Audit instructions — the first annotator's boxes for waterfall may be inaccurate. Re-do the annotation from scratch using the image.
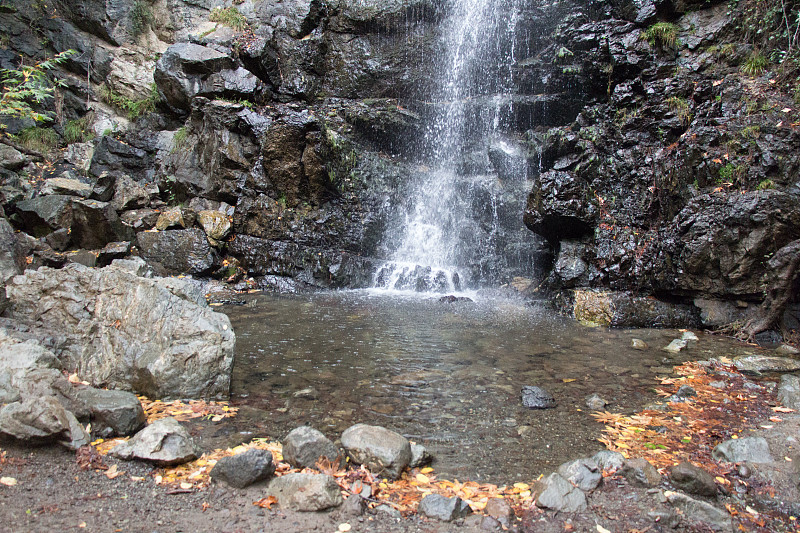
[373,0,532,293]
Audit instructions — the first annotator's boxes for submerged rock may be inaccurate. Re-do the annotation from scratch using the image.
[111,417,199,466]
[341,423,411,480]
[521,386,556,409]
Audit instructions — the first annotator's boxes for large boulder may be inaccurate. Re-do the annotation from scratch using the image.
[5,261,235,399]
[340,423,411,480]
[0,396,90,450]
[110,417,199,466]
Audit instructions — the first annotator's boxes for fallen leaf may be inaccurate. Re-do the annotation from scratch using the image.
[0,477,17,486]
[253,496,278,509]
[773,407,795,413]
[416,473,430,484]
[180,482,193,490]
[68,373,81,384]
[596,524,612,533]
[562,378,576,383]
[105,464,124,479]
[420,467,434,474]
[79,522,86,528]
[338,524,352,532]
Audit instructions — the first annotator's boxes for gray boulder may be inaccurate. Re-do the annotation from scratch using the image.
[267,473,343,511]
[5,263,234,399]
[712,437,774,464]
[40,177,93,198]
[668,461,717,497]
[557,458,602,491]
[0,218,20,283]
[666,491,731,530]
[621,458,661,487]
[592,450,626,472]
[418,494,472,521]
[75,388,146,437]
[0,396,90,450]
[282,426,340,469]
[137,228,220,275]
[734,355,800,375]
[534,473,587,512]
[778,374,800,409]
[210,448,275,488]
[110,417,199,466]
[341,423,411,480]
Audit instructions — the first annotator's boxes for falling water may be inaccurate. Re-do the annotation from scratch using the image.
[373,0,533,293]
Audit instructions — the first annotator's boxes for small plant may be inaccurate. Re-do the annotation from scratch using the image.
[554,46,574,64]
[757,178,775,190]
[217,97,254,109]
[129,0,154,37]
[740,125,761,140]
[63,114,93,143]
[643,22,679,49]
[740,51,768,76]
[666,96,691,125]
[13,126,58,152]
[101,83,158,120]
[170,126,189,153]
[209,6,249,31]
[718,162,736,182]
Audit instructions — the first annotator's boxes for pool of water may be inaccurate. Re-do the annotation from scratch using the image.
[222,290,763,483]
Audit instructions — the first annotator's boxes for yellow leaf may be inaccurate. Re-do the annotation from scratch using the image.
[180,482,193,490]
[420,467,434,474]
[0,477,17,486]
[416,473,430,484]
[562,378,576,383]
[513,482,530,490]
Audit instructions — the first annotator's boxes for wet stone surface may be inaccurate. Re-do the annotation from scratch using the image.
[222,290,775,483]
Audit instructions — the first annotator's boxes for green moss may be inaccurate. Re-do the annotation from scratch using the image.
[209,6,249,31]
[643,22,679,48]
[170,126,189,153]
[756,178,775,190]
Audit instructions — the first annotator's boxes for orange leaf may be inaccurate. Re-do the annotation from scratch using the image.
[253,496,278,509]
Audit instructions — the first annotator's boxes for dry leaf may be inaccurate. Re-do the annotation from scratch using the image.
[416,473,430,484]
[253,496,278,509]
[338,524,352,532]
[105,464,124,479]
[0,477,17,486]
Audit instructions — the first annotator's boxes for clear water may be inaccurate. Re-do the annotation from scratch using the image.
[224,291,764,483]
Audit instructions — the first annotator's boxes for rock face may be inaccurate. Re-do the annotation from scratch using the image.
[210,448,275,488]
[282,426,340,469]
[111,417,199,466]
[266,473,343,512]
[5,262,235,399]
[340,423,411,480]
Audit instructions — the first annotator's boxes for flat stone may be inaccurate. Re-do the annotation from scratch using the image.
[621,458,661,487]
[557,458,602,491]
[534,473,587,512]
[40,177,93,198]
[418,494,472,521]
[668,461,717,497]
[778,374,800,409]
[266,473,343,511]
[74,387,146,437]
[776,344,800,356]
[734,355,800,374]
[712,437,774,464]
[0,396,90,450]
[210,448,275,488]
[666,491,731,530]
[341,423,411,480]
[110,417,199,466]
[282,426,340,469]
[521,385,556,409]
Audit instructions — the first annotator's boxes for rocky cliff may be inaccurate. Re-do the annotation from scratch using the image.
[1,0,798,337]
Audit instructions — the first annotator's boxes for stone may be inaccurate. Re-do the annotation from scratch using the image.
[585,393,608,410]
[665,491,731,530]
[631,338,648,350]
[0,218,20,283]
[120,208,159,230]
[734,355,800,374]
[418,494,472,521]
[521,385,556,409]
[337,494,367,517]
[778,374,800,409]
[95,241,131,267]
[137,228,220,275]
[534,473,587,512]
[410,443,432,468]
[197,210,232,241]
[110,417,199,466]
[663,339,687,353]
[621,458,661,487]
[74,388,146,437]
[484,498,514,527]
[777,344,800,355]
[681,331,699,341]
[5,263,234,399]
[340,423,411,480]
[111,175,154,211]
[592,450,626,472]
[266,473,343,511]
[0,144,26,170]
[155,207,196,231]
[210,448,275,488]
[712,437,774,464]
[557,458,602,491]
[282,426,340,469]
[668,461,717,497]
[0,396,90,450]
[40,177,93,198]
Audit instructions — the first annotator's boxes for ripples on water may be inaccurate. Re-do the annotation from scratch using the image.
[224,290,761,482]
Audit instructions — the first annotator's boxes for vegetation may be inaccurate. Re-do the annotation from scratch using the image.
[170,126,189,153]
[642,22,679,49]
[13,125,58,152]
[757,178,776,189]
[101,83,159,120]
[0,50,74,129]
[666,96,691,125]
[740,51,769,76]
[63,114,93,144]
[129,1,154,37]
[209,6,249,31]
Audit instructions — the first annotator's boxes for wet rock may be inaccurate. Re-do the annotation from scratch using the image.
[418,494,472,521]
[585,393,608,410]
[521,385,556,409]
[524,170,596,243]
[0,396,90,450]
[778,374,800,409]
[754,330,783,349]
[668,461,717,497]
[341,423,411,480]
[410,443,432,468]
[663,339,687,353]
[572,290,699,328]
[111,175,155,211]
[74,388,146,438]
[631,338,648,350]
[110,417,199,466]
[712,437,774,464]
[5,263,234,399]
[210,448,275,488]
[665,491,731,530]
[534,473,587,512]
[592,450,625,472]
[621,457,661,487]
[553,240,590,287]
[733,355,800,375]
[120,208,159,230]
[557,458,602,491]
[266,472,343,511]
[197,210,232,241]
[282,426,340,469]
[154,43,236,112]
[137,228,220,275]
[438,295,473,303]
